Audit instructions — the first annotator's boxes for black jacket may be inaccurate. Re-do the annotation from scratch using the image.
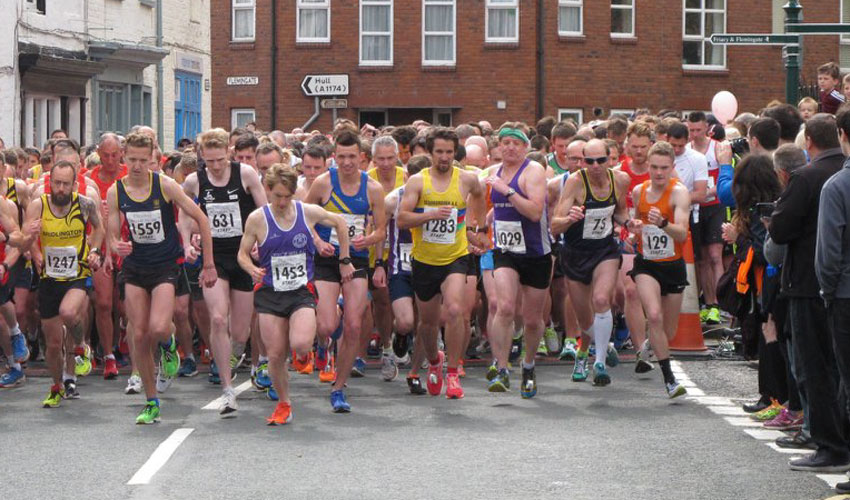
[769,148,846,298]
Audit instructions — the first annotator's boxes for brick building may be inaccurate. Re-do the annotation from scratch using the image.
[212,0,844,133]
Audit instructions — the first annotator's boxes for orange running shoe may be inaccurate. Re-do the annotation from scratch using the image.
[293,352,314,375]
[426,351,444,396]
[457,359,466,378]
[103,357,119,380]
[318,354,336,383]
[266,402,293,425]
[446,372,464,399]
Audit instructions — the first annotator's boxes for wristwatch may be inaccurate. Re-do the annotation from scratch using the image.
[339,257,352,265]
[505,188,516,198]
[374,259,385,268]
[90,247,101,256]
[659,218,669,228]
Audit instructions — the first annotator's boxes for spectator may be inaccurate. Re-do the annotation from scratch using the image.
[817,62,845,114]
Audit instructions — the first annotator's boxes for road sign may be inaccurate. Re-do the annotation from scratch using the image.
[301,74,349,96]
[710,34,798,45]
[321,98,348,109]
[785,23,850,34]
[226,76,258,86]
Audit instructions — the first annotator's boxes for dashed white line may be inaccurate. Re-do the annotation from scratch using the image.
[127,428,194,485]
[202,380,253,410]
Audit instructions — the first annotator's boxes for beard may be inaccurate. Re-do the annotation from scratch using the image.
[51,192,71,207]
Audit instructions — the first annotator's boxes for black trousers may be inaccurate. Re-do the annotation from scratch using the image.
[827,299,850,447]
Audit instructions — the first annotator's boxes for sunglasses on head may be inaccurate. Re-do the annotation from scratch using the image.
[583,156,608,165]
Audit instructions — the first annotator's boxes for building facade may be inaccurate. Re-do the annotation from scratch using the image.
[0,0,212,150]
[211,0,843,133]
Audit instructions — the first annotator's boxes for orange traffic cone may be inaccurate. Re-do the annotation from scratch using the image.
[670,233,710,356]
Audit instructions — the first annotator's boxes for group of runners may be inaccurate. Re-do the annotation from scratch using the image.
[0,112,731,425]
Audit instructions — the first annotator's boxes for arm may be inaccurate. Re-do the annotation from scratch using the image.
[612,171,631,226]
[79,195,104,270]
[488,162,546,222]
[816,182,845,300]
[691,179,708,205]
[304,203,355,281]
[236,209,265,283]
[372,190,398,262]
[0,199,23,249]
[15,180,31,211]
[242,164,269,207]
[182,172,199,199]
[397,175,441,230]
[663,185,691,243]
[715,141,735,207]
[21,197,43,271]
[161,176,217,286]
[358,179,386,249]
[769,174,808,244]
[550,175,584,236]
[303,173,330,206]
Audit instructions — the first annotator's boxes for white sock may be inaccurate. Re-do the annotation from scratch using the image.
[593,310,613,363]
[258,355,269,364]
[383,346,392,356]
[10,324,21,337]
[10,361,21,371]
[105,353,116,360]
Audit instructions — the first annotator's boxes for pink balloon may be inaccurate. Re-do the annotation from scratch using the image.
[711,91,738,125]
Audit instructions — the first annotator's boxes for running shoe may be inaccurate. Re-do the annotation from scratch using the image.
[178,357,198,378]
[457,359,466,378]
[74,344,92,377]
[267,402,293,426]
[159,336,180,379]
[592,361,610,386]
[11,333,29,364]
[699,308,710,323]
[136,401,160,424]
[572,355,588,382]
[228,353,243,380]
[63,379,80,399]
[330,389,351,413]
[508,333,523,364]
[315,342,329,372]
[381,354,398,382]
[208,360,221,385]
[220,387,238,417]
[0,367,25,387]
[635,340,654,374]
[351,357,367,378]
[486,361,499,381]
[544,327,560,355]
[427,351,445,396]
[42,386,64,408]
[156,365,174,393]
[605,342,619,368]
[254,362,272,389]
[559,338,578,361]
[706,306,721,325]
[103,357,119,380]
[392,333,410,360]
[318,353,336,384]
[367,333,381,359]
[751,399,783,421]
[536,337,548,357]
[763,408,803,431]
[445,372,464,399]
[487,369,510,392]
[520,367,537,399]
[266,386,279,401]
[666,381,687,399]
[292,351,314,374]
[407,375,426,395]
[125,373,142,395]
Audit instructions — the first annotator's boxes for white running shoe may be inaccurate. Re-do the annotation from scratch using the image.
[124,374,142,395]
[155,365,174,393]
[381,354,399,382]
[220,387,238,417]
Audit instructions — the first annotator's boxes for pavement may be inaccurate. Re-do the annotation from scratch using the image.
[0,356,842,500]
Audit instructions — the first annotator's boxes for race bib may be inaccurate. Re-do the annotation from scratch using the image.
[45,246,78,279]
[126,210,165,244]
[422,207,458,245]
[206,202,243,238]
[330,213,366,247]
[271,253,308,291]
[582,206,614,239]
[641,225,675,260]
[398,242,412,272]
[495,220,526,254]
[705,175,716,203]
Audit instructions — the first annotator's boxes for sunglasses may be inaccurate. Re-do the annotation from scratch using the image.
[583,156,608,165]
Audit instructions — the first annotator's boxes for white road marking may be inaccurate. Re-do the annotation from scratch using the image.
[708,405,748,416]
[816,474,849,489]
[202,380,253,410]
[766,442,814,455]
[723,416,763,428]
[743,428,787,441]
[687,396,733,406]
[127,428,194,485]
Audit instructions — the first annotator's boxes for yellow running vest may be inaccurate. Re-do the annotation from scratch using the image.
[411,167,468,266]
[40,193,90,280]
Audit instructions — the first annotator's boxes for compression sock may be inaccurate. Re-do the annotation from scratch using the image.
[658,358,675,385]
[592,310,613,361]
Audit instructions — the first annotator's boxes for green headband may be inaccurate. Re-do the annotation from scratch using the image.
[498,128,529,144]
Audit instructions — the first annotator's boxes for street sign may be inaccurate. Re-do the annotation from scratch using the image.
[710,34,798,45]
[301,74,349,96]
[785,23,850,35]
[226,76,258,86]
[321,98,348,109]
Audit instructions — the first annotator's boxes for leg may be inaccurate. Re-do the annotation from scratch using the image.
[705,242,725,305]
[203,278,234,388]
[124,285,153,398]
[42,317,65,386]
[174,294,193,357]
[259,313,291,404]
[521,285,550,366]
[590,259,620,354]
[440,272,469,369]
[92,267,115,362]
[620,254,646,348]
[314,280,341,343]
[333,277,369,391]
[491,267,520,370]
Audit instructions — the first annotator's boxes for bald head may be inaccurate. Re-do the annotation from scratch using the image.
[465,135,488,153]
[98,133,123,170]
[464,144,488,169]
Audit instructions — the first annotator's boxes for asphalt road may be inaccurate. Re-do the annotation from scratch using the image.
[0,359,840,500]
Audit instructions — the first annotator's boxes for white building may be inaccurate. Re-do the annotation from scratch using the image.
[0,0,211,151]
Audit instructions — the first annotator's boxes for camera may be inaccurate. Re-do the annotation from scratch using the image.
[730,137,749,157]
[754,202,776,218]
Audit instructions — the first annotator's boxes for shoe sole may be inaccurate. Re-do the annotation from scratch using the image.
[668,386,687,399]
[789,463,850,473]
[267,415,293,426]
[178,371,199,378]
[764,424,803,431]
[488,382,507,393]
[333,406,351,413]
[446,393,464,399]
[572,375,587,382]
[382,372,399,382]
[635,360,654,374]
[521,387,537,399]
[220,408,238,418]
[136,418,160,425]
[593,373,611,386]
[351,371,365,378]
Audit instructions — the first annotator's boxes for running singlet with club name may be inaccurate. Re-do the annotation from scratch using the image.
[197,162,256,255]
[563,169,617,251]
[411,167,468,266]
[368,166,405,266]
[635,179,683,262]
[116,172,182,267]
[491,159,551,257]
[389,186,413,276]
[257,202,316,292]
[39,193,90,280]
[316,167,370,259]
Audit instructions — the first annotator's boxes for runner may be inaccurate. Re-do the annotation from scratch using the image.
[626,142,691,398]
[20,161,102,405]
[304,129,386,412]
[546,122,578,178]
[237,163,353,424]
[551,139,630,386]
[484,123,551,398]
[397,127,487,399]
[183,129,267,416]
[295,146,329,201]
[0,193,28,388]
[107,133,216,424]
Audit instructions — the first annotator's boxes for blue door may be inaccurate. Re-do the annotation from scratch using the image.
[174,71,202,148]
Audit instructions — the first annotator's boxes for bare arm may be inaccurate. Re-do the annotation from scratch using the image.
[612,171,631,226]
[463,169,488,229]
[182,172,199,199]
[237,208,265,282]
[242,164,268,207]
[303,173,331,206]
[665,185,691,243]
[489,162,546,223]
[0,199,23,249]
[161,176,214,270]
[79,195,105,251]
[397,174,438,230]
[361,179,386,248]
[550,175,583,236]
[690,179,708,205]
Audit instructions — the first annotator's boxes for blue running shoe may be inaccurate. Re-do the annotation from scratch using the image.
[266,386,279,401]
[605,343,620,368]
[592,361,611,386]
[178,357,198,377]
[351,357,366,378]
[520,367,537,399]
[0,367,25,387]
[255,362,272,389]
[208,360,221,385]
[330,389,351,413]
[11,334,29,364]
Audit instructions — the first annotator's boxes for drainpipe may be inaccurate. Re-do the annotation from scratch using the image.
[301,97,320,130]
[535,0,545,120]
[270,0,277,130]
[156,0,163,149]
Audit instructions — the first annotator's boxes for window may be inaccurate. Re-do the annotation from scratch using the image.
[423,0,456,65]
[611,0,634,37]
[486,0,518,43]
[841,0,850,71]
[558,0,582,36]
[433,109,453,126]
[359,109,388,128]
[558,108,583,125]
[232,0,255,41]
[610,109,635,118]
[231,109,256,130]
[25,0,46,14]
[298,0,331,43]
[97,82,152,136]
[683,0,726,69]
[360,0,393,65]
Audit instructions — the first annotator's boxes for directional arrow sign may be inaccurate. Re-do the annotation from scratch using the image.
[301,74,349,97]
[785,23,850,35]
[710,34,799,45]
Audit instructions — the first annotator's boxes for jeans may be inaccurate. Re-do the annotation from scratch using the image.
[789,297,847,456]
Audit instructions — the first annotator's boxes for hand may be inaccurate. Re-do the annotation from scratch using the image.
[184,245,199,264]
[191,233,201,249]
[626,218,643,234]
[430,206,454,221]
[103,254,114,274]
[339,263,355,283]
[716,141,733,164]
[200,265,218,288]
[646,207,664,226]
[115,240,133,258]
[87,252,102,272]
[566,205,585,224]
[485,175,509,195]
[469,231,489,250]
[721,222,738,244]
[351,235,368,251]
[468,242,487,256]
[317,239,335,257]
[249,265,265,284]
[372,265,386,288]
